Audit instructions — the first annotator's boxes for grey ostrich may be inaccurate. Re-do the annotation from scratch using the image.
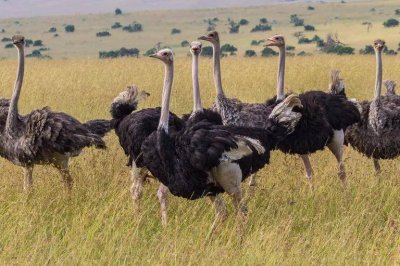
[0,35,109,191]
[198,31,301,187]
[345,40,400,175]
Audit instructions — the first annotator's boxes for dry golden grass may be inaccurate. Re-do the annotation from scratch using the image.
[0,54,400,264]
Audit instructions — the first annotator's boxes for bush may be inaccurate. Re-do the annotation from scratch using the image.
[229,22,240,34]
[0,29,4,33]
[286,45,295,51]
[171,28,181,34]
[298,37,312,44]
[325,45,354,55]
[33,40,43,46]
[260,18,268,24]
[181,40,189,47]
[1,37,11,42]
[65,24,75,32]
[4,43,13,48]
[49,27,56,33]
[383,18,399,27]
[201,46,213,57]
[221,44,237,55]
[304,25,315,31]
[96,31,111,37]
[24,39,33,47]
[308,6,315,10]
[244,50,256,57]
[359,45,374,54]
[144,47,157,56]
[294,19,304,26]
[111,22,122,29]
[26,50,52,59]
[122,23,143,32]
[115,8,122,15]
[251,24,272,32]
[384,48,397,55]
[311,35,322,42]
[396,9,400,15]
[261,47,278,57]
[54,34,59,37]
[290,14,304,26]
[251,40,264,46]
[239,19,249,25]
[99,47,140,59]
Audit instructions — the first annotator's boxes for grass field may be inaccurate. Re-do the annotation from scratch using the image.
[1,0,400,59]
[0,53,400,264]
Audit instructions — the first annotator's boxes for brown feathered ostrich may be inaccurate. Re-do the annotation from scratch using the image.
[0,35,110,191]
[345,40,400,175]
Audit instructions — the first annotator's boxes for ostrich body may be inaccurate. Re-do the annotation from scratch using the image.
[264,34,361,187]
[345,40,400,174]
[0,36,110,191]
[198,32,301,186]
[142,48,302,230]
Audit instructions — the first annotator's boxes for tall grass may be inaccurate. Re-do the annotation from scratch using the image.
[0,55,399,264]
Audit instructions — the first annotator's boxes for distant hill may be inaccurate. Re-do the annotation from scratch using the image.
[0,0,336,19]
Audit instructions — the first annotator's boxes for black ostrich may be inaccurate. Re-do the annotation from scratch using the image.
[345,40,400,174]
[0,35,110,191]
[264,34,361,188]
[198,31,301,187]
[141,48,303,230]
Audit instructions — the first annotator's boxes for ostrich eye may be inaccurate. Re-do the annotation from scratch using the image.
[209,34,214,37]
[162,52,168,56]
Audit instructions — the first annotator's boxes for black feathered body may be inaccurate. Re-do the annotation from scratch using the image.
[345,96,400,160]
[0,107,106,166]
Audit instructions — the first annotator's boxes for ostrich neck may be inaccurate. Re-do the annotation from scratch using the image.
[158,61,174,134]
[276,46,286,101]
[5,46,24,135]
[192,53,203,113]
[374,50,382,100]
[212,42,224,97]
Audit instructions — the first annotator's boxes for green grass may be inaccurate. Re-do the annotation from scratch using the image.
[0,0,400,59]
[0,54,400,264]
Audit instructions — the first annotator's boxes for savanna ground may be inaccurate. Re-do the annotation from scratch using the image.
[0,54,400,264]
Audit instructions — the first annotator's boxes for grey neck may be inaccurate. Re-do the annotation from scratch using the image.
[212,42,224,97]
[5,45,24,135]
[192,53,203,113]
[276,46,286,102]
[158,61,174,134]
[374,49,382,100]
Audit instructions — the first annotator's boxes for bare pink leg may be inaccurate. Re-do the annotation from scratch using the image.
[157,183,169,226]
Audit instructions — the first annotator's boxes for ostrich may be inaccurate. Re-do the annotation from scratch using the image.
[0,35,110,191]
[142,48,303,230]
[198,32,301,187]
[345,40,400,175]
[264,34,361,187]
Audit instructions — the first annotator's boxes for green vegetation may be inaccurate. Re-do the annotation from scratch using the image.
[144,47,157,56]
[111,22,122,29]
[304,25,315,31]
[286,45,295,51]
[221,43,237,55]
[383,18,399,27]
[308,6,315,10]
[201,46,213,57]
[181,40,189,47]
[261,47,278,57]
[65,24,75,32]
[115,8,122,15]
[96,31,111,37]
[171,28,181,34]
[244,49,256,57]
[49,27,57,33]
[239,19,249,25]
[122,22,143,32]
[99,47,140,58]
[4,43,13,48]
[251,24,272,32]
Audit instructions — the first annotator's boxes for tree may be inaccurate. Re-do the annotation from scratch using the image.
[251,24,272,32]
[33,40,43,46]
[290,14,304,26]
[144,47,157,56]
[4,43,13,48]
[362,21,373,32]
[229,21,240,33]
[383,18,399,27]
[181,40,189,47]
[115,8,122,15]
[171,28,181,34]
[308,6,315,10]
[111,22,122,29]
[99,47,140,59]
[201,46,213,57]
[65,24,75,32]
[260,18,268,24]
[96,31,111,37]
[239,19,249,25]
[122,22,143,32]
[261,47,278,57]
[244,50,256,57]
[221,44,237,55]
[304,25,315,31]
[1,37,11,42]
[298,37,312,44]
[49,27,57,33]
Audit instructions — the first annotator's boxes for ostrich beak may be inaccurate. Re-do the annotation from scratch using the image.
[198,35,208,41]
[149,53,158,58]
[264,38,275,47]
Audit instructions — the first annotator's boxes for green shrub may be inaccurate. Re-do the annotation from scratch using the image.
[359,45,374,54]
[308,6,315,10]
[115,8,122,15]
[304,25,315,31]
[325,45,354,55]
[122,23,143,32]
[229,22,240,34]
[111,22,122,29]
[383,18,399,27]
[261,47,278,57]
[171,28,181,34]
[297,51,311,56]
[251,24,272,32]
[65,24,75,32]
[221,44,237,55]
[298,37,312,44]
[96,31,111,37]
[99,47,140,59]
[144,48,157,56]
[396,9,400,15]
[49,27,56,33]
[33,40,43,46]
[181,40,189,47]
[290,14,304,26]
[1,37,11,42]
[4,43,13,48]
[286,45,295,51]
[201,46,213,57]
[260,18,268,24]
[244,50,256,57]
[239,19,249,25]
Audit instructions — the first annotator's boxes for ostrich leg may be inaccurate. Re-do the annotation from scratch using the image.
[373,159,381,175]
[207,194,228,238]
[130,161,147,211]
[54,155,73,190]
[300,154,314,190]
[327,130,347,189]
[23,165,33,191]
[157,183,169,226]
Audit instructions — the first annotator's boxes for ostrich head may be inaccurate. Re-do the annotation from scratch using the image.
[373,39,385,52]
[328,69,345,95]
[190,41,202,56]
[265,34,285,48]
[12,35,25,48]
[198,31,219,45]
[149,48,174,64]
[384,80,396,96]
